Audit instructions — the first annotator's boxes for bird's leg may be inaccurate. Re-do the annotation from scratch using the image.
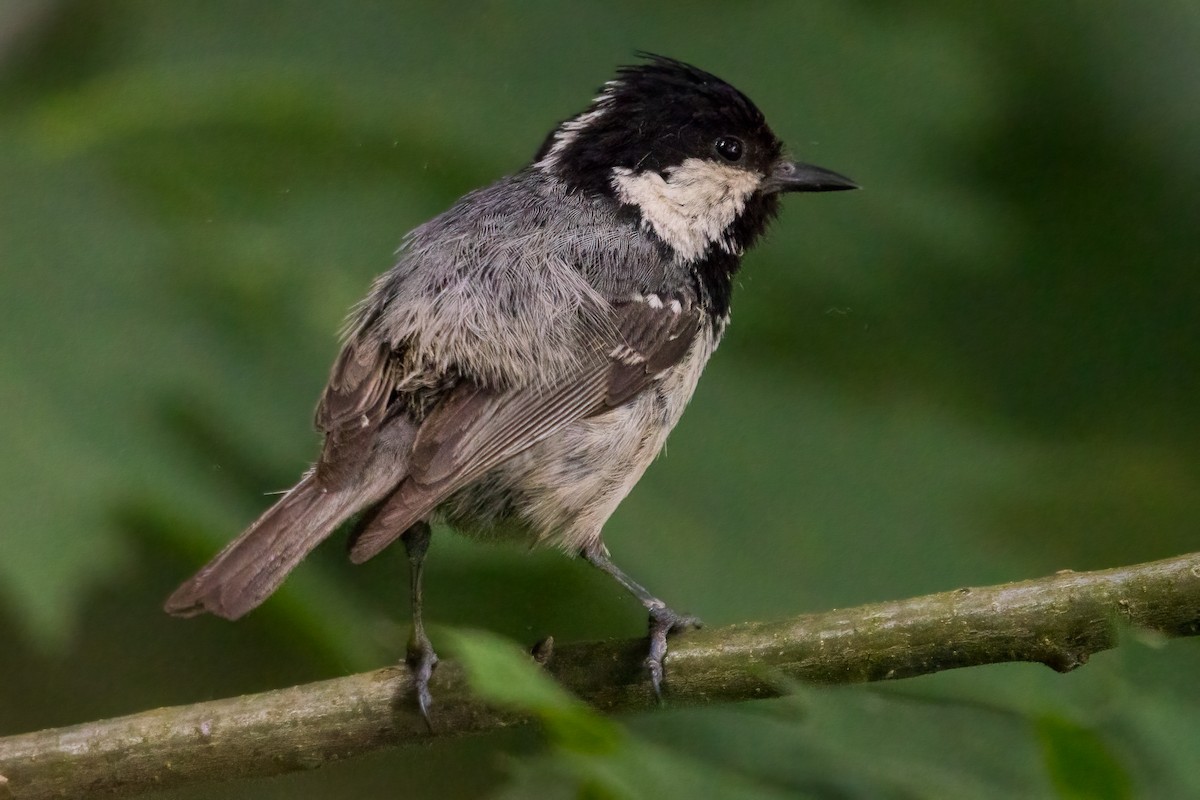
[583,543,702,701]
[402,521,438,727]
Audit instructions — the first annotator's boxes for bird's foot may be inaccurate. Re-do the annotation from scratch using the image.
[406,631,439,729]
[645,604,702,702]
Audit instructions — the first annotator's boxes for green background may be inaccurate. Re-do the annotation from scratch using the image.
[2,1,1198,797]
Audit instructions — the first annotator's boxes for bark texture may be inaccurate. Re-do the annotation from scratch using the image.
[2,552,1199,799]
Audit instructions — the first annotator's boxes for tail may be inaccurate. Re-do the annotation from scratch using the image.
[164,474,336,619]
[165,419,417,619]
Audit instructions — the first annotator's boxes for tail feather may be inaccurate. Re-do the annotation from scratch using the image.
[165,419,418,620]
[164,475,342,619]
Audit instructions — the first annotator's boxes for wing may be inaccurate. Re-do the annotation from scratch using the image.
[311,329,400,490]
[348,296,704,562]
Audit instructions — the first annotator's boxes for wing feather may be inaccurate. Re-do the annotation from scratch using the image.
[312,335,397,489]
[348,299,703,562]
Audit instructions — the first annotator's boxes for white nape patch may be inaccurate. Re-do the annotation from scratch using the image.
[645,293,663,309]
[535,80,621,172]
[611,158,763,261]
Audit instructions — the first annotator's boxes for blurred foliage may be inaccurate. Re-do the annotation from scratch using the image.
[1035,715,1133,800]
[1,1,1199,798]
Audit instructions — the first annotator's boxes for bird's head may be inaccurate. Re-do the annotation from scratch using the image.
[534,55,857,262]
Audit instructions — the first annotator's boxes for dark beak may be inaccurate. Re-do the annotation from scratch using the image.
[764,160,859,194]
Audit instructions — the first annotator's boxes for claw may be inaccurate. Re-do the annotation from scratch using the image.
[407,632,439,730]
[580,544,701,702]
[645,605,702,701]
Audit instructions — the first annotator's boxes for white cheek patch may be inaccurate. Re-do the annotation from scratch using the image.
[611,158,762,261]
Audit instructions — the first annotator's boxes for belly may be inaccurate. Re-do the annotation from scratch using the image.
[437,327,716,551]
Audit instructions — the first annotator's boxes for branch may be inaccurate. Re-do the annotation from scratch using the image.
[3,552,1199,799]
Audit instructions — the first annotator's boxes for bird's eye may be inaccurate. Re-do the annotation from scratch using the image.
[714,136,744,163]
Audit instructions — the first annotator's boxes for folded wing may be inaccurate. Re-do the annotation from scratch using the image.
[348,297,702,563]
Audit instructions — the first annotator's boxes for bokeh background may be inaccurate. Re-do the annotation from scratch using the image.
[2,1,1199,797]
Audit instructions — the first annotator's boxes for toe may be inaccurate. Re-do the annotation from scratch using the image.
[406,639,439,730]
[643,605,700,703]
[649,606,702,635]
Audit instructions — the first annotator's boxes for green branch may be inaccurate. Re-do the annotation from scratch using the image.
[3,552,1199,799]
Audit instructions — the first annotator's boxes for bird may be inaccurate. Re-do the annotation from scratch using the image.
[165,54,857,719]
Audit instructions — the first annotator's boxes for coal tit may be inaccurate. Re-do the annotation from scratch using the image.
[166,55,856,717]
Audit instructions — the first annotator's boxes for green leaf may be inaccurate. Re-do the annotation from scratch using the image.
[441,627,623,755]
[1035,715,1133,800]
